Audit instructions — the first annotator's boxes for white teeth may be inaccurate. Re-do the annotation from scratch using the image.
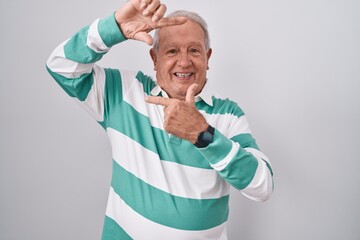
[175,73,192,77]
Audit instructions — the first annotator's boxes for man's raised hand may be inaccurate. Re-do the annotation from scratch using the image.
[146,84,209,143]
[115,0,187,45]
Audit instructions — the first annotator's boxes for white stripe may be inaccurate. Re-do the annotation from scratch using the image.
[46,40,93,79]
[241,148,273,202]
[73,65,105,121]
[120,70,147,116]
[120,70,166,130]
[107,128,230,199]
[210,141,240,171]
[146,102,167,130]
[201,112,252,139]
[226,115,252,138]
[244,147,271,163]
[87,18,111,53]
[106,187,228,240]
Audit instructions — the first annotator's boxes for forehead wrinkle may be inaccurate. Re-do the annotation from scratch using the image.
[158,41,206,50]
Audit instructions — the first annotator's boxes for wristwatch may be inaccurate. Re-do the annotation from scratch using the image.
[194,125,215,148]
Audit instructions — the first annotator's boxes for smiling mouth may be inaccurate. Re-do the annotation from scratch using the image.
[174,72,194,79]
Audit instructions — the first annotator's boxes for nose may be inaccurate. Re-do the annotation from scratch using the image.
[177,53,192,68]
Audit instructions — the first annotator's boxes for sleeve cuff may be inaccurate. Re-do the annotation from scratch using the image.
[98,13,127,48]
[197,129,234,165]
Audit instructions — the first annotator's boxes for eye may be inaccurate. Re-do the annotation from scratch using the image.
[189,48,201,55]
[166,49,177,56]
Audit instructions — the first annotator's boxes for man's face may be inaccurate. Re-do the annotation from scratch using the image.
[150,20,212,100]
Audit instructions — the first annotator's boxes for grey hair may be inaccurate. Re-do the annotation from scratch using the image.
[153,10,210,51]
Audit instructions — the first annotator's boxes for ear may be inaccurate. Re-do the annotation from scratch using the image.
[150,48,158,71]
[206,48,212,70]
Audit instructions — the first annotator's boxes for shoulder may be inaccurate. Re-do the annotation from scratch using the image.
[117,69,156,95]
[211,94,245,117]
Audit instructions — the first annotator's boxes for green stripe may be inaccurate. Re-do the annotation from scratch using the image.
[135,71,157,95]
[231,133,260,150]
[102,216,132,240]
[231,134,273,176]
[98,14,127,48]
[64,26,106,63]
[100,68,123,129]
[218,149,259,189]
[196,97,245,117]
[102,69,154,123]
[199,129,258,189]
[111,160,229,230]
[46,66,93,101]
[199,129,233,165]
[106,101,212,169]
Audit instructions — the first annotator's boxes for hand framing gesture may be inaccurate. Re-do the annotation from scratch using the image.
[115,0,187,45]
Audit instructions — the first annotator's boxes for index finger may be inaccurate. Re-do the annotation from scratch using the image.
[154,16,187,28]
[145,95,172,106]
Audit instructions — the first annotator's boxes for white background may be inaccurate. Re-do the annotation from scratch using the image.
[1,0,359,239]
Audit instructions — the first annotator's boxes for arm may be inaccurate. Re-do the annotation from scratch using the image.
[46,14,125,122]
[198,118,274,202]
[46,0,186,121]
[146,84,274,202]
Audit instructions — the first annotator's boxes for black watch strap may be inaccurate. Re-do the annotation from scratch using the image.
[194,125,215,148]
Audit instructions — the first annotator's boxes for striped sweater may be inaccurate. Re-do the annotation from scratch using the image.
[46,13,273,240]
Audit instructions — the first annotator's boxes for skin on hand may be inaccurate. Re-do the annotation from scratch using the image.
[146,84,209,143]
[115,0,187,45]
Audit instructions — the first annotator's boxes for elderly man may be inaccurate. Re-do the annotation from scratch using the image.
[46,0,274,239]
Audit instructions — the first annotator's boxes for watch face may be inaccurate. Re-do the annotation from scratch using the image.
[202,131,213,143]
[196,126,214,148]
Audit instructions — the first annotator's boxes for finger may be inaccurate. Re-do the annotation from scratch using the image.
[134,32,154,45]
[140,0,149,10]
[143,0,160,16]
[155,16,187,28]
[152,4,166,22]
[146,96,171,106]
[185,83,199,103]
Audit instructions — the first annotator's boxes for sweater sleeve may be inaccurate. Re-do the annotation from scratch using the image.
[46,13,126,124]
[198,108,274,202]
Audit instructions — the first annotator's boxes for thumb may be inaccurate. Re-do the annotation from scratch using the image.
[185,83,199,103]
[134,32,154,45]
